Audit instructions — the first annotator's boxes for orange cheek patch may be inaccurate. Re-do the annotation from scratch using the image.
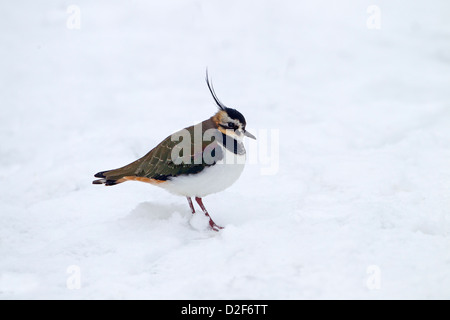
[217,126,227,135]
[212,110,227,125]
[218,126,238,139]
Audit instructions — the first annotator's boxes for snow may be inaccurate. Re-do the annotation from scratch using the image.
[1,0,450,299]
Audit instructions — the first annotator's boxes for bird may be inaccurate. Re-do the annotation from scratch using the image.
[92,71,256,231]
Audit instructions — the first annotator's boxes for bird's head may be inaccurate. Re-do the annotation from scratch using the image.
[206,71,256,142]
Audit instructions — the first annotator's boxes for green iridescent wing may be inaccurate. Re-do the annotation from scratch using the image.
[97,121,223,183]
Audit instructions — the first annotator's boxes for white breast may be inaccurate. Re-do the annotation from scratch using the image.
[160,144,246,197]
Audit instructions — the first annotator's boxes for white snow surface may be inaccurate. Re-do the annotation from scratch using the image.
[1,0,450,299]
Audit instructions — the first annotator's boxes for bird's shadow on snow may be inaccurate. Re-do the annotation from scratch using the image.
[127,201,188,222]
[123,201,217,234]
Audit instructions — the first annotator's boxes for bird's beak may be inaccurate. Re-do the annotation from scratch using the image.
[244,130,256,140]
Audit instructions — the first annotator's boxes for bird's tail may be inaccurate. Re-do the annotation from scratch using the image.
[93,148,154,186]
[92,170,126,186]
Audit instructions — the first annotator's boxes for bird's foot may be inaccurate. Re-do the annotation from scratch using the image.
[209,219,224,232]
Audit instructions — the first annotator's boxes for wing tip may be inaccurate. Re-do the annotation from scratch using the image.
[92,178,106,185]
[92,178,123,186]
[94,171,107,178]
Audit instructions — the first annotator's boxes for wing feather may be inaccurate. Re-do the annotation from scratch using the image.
[95,119,223,184]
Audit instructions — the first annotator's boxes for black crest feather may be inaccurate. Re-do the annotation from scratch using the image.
[205,69,227,111]
[205,69,247,126]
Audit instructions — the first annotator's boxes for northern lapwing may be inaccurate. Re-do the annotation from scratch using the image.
[93,72,256,231]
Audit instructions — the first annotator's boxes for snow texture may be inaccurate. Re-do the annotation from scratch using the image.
[1,0,450,299]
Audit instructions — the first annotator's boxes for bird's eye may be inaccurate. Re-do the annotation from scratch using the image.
[228,122,235,129]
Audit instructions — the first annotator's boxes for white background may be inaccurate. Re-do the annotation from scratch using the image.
[1,0,449,299]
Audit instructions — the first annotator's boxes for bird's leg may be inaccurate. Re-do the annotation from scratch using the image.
[195,197,224,231]
[186,197,195,214]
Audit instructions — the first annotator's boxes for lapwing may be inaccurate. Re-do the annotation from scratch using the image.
[93,72,256,231]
